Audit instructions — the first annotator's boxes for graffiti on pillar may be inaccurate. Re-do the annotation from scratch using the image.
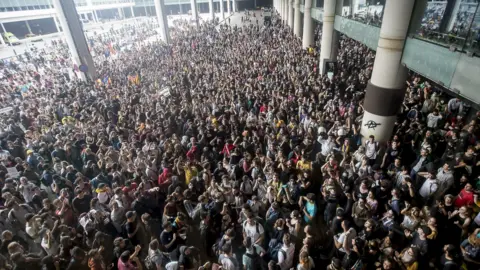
[364,120,381,130]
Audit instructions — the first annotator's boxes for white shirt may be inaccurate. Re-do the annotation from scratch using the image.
[243,221,264,243]
[221,255,239,270]
[278,243,295,270]
[365,141,378,159]
[319,139,335,156]
[436,169,454,196]
[419,178,438,198]
[427,113,442,128]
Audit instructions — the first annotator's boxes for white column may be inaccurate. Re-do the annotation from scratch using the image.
[52,16,60,32]
[220,0,225,20]
[209,0,214,20]
[232,0,236,12]
[190,0,198,26]
[293,0,301,37]
[227,0,231,14]
[131,6,135,18]
[288,0,294,28]
[319,0,336,74]
[1,23,9,46]
[330,0,344,61]
[93,10,99,22]
[0,24,5,46]
[302,0,314,48]
[25,21,33,34]
[284,0,288,23]
[360,0,415,142]
[154,0,170,43]
[447,0,461,32]
[53,0,96,80]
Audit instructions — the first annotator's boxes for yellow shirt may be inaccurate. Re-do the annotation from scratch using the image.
[407,262,418,270]
[296,160,312,171]
[184,166,198,185]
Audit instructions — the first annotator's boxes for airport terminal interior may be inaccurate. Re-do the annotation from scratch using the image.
[0,0,480,269]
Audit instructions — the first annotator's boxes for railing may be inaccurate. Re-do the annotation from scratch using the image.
[340,4,384,28]
[411,1,480,57]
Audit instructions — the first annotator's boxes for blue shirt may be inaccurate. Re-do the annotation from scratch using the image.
[304,202,317,223]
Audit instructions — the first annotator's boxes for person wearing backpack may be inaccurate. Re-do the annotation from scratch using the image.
[243,212,265,246]
[145,239,170,270]
[277,234,294,270]
[242,237,266,270]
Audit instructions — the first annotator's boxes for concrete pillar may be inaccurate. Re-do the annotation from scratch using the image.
[118,7,123,19]
[227,0,231,14]
[25,21,33,34]
[360,0,415,142]
[220,0,225,20]
[52,0,95,80]
[131,6,135,18]
[154,0,170,43]
[1,23,9,46]
[233,0,236,12]
[302,0,314,48]
[52,16,61,32]
[93,10,99,22]
[330,0,344,63]
[209,0,214,20]
[294,0,301,37]
[191,0,198,26]
[0,24,5,46]
[319,0,336,74]
[351,0,359,17]
[288,0,294,28]
[444,0,461,32]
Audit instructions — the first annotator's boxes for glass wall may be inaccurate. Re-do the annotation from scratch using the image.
[413,0,480,56]
[0,0,53,12]
[0,0,134,12]
[340,0,385,27]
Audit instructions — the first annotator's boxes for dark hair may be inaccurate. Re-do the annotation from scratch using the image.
[120,251,130,263]
[150,239,159,250]
[71,246,85,258]
[162,221,171,229]
[221,243,232,254]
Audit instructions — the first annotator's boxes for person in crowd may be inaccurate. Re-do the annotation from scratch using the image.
[0,9,478,270]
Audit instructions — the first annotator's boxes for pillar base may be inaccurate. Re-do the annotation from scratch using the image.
[360,81,406,142]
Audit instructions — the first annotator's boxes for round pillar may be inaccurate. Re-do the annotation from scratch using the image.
[302,0,314,48]
[288,0,294,28]
[319,0,336,74]
[293,0,301,37]
[360,0,415,142]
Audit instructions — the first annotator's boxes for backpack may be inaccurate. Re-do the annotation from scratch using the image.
[245,248,266,270]
[269,244,286,263]
[243,220,261,235]
[144,251,170,270]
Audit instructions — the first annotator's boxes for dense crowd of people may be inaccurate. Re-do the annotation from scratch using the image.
[0,8,479,270]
